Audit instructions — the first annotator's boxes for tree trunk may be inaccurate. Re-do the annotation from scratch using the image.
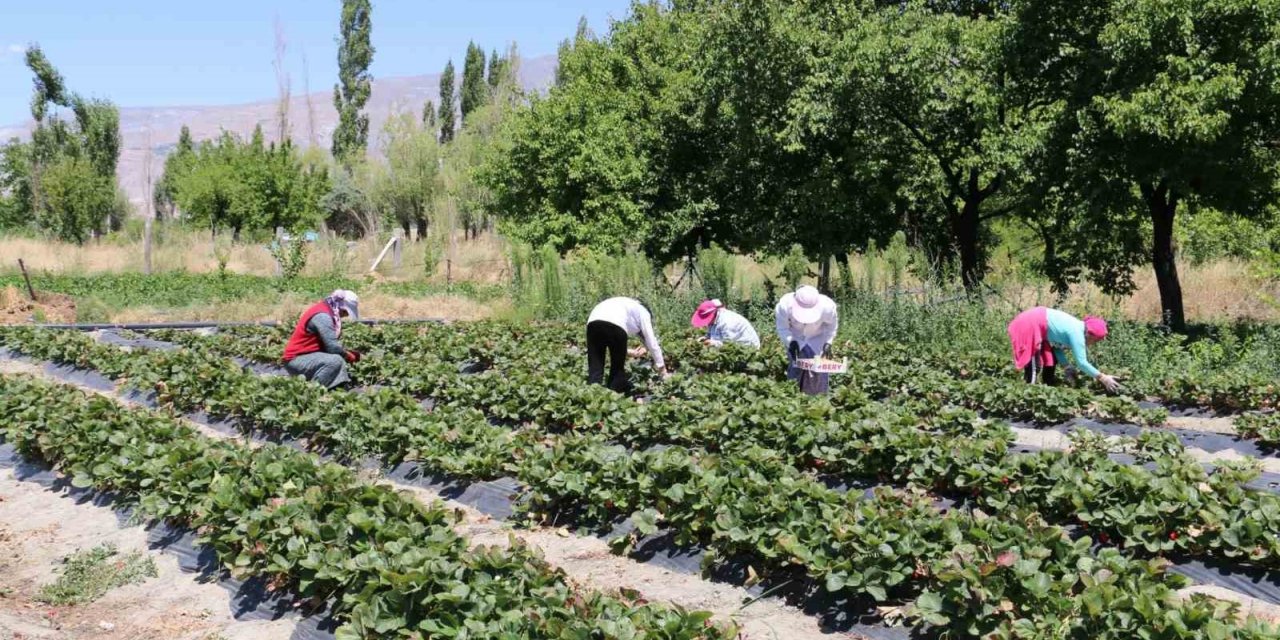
[818,256,832,294]
[950,195,983,291]
[948,169,987,292]
[1145,183,1185,330]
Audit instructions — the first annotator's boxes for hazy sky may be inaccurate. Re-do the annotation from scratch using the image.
[0,0,633,124]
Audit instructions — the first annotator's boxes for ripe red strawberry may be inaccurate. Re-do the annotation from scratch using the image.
[813,459,827,468]
[1000,476,1010,485]
[1169,531,1179,541]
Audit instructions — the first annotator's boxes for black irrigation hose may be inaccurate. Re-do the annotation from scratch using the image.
[31,318,448,331]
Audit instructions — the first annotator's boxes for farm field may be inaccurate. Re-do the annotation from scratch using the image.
[3,320,1280,639]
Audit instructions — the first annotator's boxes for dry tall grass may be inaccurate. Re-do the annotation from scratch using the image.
[107,291,504,324]
[4,230,1276,323]
[0,229,510,283]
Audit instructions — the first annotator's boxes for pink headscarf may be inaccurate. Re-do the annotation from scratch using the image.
[1084,316,1108,340]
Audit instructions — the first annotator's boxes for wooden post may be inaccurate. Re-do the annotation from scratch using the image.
[17,259,37,302]
[144,124,155,277]
[367,235,399,273]
[143,217,154,275]
[274,227,284,277]
[392,228,403,269]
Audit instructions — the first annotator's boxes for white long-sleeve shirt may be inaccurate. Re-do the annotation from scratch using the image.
[707,309,761,348]
[588,297,665,369]
[775,292,839,353]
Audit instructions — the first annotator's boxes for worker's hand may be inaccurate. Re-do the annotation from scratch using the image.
[822,344,833,358]
[345,350,362,364]
[1097,373,1121,393]
[660,369,673,381]
[788,341,800,361]
[628,346,648,359]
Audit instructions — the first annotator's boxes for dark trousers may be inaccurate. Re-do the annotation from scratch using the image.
[787,343,830,395]
[1023,363,1057,385]
[587,320,630,392]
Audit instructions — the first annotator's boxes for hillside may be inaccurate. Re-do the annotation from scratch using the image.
[0,54,557,212]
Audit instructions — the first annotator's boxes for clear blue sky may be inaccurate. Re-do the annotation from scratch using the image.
[0,0,633,124]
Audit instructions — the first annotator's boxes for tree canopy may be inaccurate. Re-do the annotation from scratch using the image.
[0,45,126,243]
[479,0,1280,326]
[167,127,330,236]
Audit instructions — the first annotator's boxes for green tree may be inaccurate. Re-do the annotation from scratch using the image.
[460,42,488,124]
[422,100,437,131]
[332,0,374,163]
[807,2,1031,289]
[482,3,713,261]
[487,48,504,89]
[321,167,376,237]
[155,125,196,219]
[20,45,125,243]
[694,0,908,284]
[444,45,523,240]
[438,60,457,143]
[1008,0,1280,329]
[370,111,441,238]
[72,98,121,180]
[0,140,32,231]
[167,131,329,237]
[554,39,572,86]
[39,155,115,243]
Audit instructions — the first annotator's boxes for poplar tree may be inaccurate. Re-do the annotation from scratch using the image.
[438,60,457,143]
[460,42,487,123]
[332,0,374,163]
[422,100,437,132]
[487,48,504,89]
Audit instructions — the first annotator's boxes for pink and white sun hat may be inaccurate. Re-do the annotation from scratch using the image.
[790,286,823,325]
[692,299,723,328]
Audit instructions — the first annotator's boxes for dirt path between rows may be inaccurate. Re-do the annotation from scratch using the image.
[0,358,855,640]
[1164,415,1238,435]
[1009,426,1280,475]
[0,467,296,640]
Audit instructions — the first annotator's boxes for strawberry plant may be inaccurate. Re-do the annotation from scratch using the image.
[0,374,739,639]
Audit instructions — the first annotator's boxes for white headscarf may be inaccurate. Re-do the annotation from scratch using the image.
[323,289,360,336]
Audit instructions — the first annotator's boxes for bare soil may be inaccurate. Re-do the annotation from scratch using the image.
[1165,415,1238,435]
[0,287,77,325]
[0,467,296,640]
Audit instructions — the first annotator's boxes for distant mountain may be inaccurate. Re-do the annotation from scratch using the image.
[0,54,558,213]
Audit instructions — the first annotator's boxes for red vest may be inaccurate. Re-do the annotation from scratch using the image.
[282,301,335,362]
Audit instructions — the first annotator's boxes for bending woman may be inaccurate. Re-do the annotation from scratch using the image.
[282,289,362,389]
[1008,306,1119,392]
[586,297,669,392]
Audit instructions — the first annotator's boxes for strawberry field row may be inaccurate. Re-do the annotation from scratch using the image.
[0,374,732,639]
[1238,412,1280,448]
[188,317,1280,415]
[7,326,1280,575]
[1,365,1272,638]
[149,323,1166,430]
[7,327,1280,622]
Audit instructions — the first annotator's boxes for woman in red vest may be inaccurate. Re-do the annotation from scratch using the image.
[282,289,362,389]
